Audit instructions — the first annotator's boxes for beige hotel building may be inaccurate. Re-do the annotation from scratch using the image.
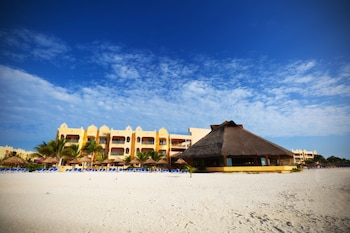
[57,123,210,160]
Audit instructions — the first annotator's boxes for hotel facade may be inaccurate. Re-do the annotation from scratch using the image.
[291,149,318,165]
[57,123,210,160]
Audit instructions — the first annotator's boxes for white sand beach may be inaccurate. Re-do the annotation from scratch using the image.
[0,168,349,233]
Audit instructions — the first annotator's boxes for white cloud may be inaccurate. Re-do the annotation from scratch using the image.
[0,29,71,62]
[1,34,350,152]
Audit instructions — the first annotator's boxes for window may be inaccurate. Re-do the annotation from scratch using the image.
[127,136,130,142]
[99,137,107,144]
[159,139,166,145]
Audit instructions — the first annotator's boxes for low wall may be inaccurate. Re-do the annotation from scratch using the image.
[205,166,297,173]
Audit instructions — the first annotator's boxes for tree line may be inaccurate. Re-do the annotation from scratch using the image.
[305,154,350,168]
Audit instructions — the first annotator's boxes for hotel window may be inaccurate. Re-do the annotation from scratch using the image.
[137,137,140,143]
[127,136,130,142]
[126,148,130,154]
[99,137,107,144]
[159,139,167,145]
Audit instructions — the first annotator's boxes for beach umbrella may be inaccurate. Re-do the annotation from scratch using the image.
[42,157,58,164]
[156,159,168,165]
[78,156,92,170]
[68,159,80,164]
[175,158,188,165]
[113,157,124,163]
[129,159,140,165]
[78,156,92,163]
[1,156,27,166]
[115,160,125,166]
[93,161,102,165]
[143,158,157,165]
[101,159,114,164]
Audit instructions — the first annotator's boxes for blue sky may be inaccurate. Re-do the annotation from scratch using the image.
[0,0,349,158]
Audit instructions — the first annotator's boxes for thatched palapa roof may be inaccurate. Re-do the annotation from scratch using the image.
[180,121,293,159]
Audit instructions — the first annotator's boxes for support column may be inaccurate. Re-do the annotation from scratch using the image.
[265,155,269,166]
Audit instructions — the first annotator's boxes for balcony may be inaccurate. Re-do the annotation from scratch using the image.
[111,140,125,144]
[66,138,79,143]
[111,136,125,144]
[171,139,191,148]
[111,148,124,155]
[142,137,154,145]
[99,137,107,144]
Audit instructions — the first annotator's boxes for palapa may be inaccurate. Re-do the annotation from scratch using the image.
[1,156,27,166]
[42,157,59,164]
[101,159,114,164]
[78,156,92,163]
[156,159,168,165]
[175,158,187,165]
[129,159,140,165]
[68,159,80,164]
[181,120,293,159]
[143,158,157,165]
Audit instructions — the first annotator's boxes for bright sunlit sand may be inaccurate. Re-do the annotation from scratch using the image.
[0,168,349,233]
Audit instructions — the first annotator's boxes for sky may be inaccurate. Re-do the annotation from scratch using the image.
[0,0,349,159]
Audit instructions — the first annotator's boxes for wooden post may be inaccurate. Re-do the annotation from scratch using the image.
[265,155,269,166]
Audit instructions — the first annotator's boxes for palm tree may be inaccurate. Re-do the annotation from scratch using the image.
[124,155,131,164]
[135,151,149,167]
[50,138,68,166]
[63,144,81,159]
[146,150,164,162]
[34,139,68,166]
[34,141,52,158]
[81,140,103,163]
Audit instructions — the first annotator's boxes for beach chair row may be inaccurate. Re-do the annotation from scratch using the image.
[0,168,29,173]
[36,167,59,172]
[122,168,189,173]
[65,167,120,172]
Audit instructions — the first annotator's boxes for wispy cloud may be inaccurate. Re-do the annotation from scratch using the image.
[0,29,72,63]
[0,34,350,151]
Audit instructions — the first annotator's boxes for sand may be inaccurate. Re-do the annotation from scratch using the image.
[0,168,349,233]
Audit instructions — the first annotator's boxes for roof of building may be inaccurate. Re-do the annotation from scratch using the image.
[180,120,294,159]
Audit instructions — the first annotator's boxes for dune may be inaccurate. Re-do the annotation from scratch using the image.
[0,168,349,233]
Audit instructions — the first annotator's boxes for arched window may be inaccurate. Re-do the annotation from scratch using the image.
[137,137,140,143]
[126,148,130,154]
[127,136,130,142]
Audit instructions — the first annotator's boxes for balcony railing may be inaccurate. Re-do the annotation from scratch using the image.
[112,140,125,144]
[111,151,124,155]
[142,141,154,145]
[67,139,79,143]
[171,143,190,148]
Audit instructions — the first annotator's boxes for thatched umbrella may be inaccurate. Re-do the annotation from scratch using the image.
[79,156,92,170]
[68,159,80,165]
[113,157,124,164]
[93,161,102,165]
[101,159,114,164]
[101,159,114,170]
[175,158,188,165]
[156,159,168,165]
[129,158,140,166]
[144,158,156,166]
[42,157,58,164]
[1,156,27,166]
[79,156,92,163]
